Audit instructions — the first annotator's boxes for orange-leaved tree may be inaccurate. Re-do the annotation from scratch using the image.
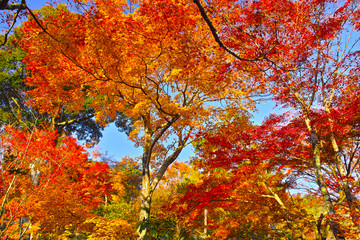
[0,126,113,239]
[19,0,259,238]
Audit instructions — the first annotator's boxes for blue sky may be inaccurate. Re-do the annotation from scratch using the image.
[26,0,48,10]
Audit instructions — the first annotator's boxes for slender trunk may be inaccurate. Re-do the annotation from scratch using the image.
[138,120,152,240]
[324,103,360,220]
[329,129,360,222]
[175,222,181,239]
[203,208,208,238]
[315,213,328,240]
[309,127,344,239]
[263,181,307,239]
[300,113,343,238]
[138,171,151,240]
[331,134,359,218]
[29,158,41,186]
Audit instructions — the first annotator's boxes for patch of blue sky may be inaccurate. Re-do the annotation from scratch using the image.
[89,100,281,162]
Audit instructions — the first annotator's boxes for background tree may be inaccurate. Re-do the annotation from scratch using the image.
[0,30,106,145]
[143,161,202,239]
[94,156,141,239]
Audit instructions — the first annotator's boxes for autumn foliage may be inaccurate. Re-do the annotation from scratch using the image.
[0,0,360,239]
[0,127,113,238]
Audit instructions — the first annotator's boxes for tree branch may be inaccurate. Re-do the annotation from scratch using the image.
[192,0,263,62]
[0,0,26,10]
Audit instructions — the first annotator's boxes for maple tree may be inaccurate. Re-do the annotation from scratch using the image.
[0,31,108,144]
[182,116,320,239]
[0,126,114,239]
[189,0,360,239]
[18,0,259,238]
[1,3,138,147]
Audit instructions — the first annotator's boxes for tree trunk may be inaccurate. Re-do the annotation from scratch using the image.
[138,118,152,240]
[309,127,344,239]
[136,114,187,239]
[138,171,151,240]
[324,103,360,221]
[203,208,208,238]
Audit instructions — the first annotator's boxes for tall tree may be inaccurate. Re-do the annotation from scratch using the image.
[19,1,257,238]
[192,0,360,238]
